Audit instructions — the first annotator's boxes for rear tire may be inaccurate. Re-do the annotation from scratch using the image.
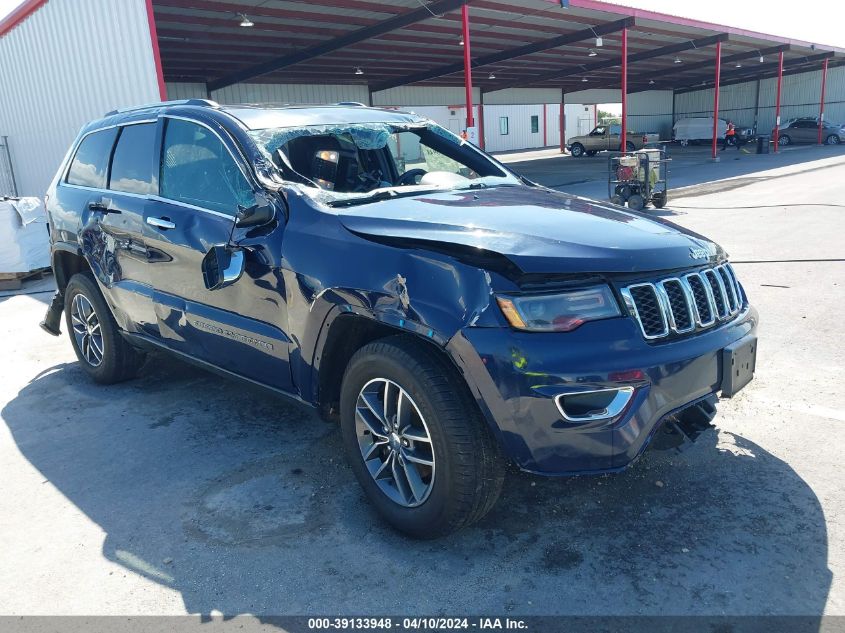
[340,335,505,538]
[610,195,625,206]
[570,143,585,157]
[627,193,645,211]
[625,141,636,152]
[64,272,145,384]
[652,190,668,208]
[826,135,840,145]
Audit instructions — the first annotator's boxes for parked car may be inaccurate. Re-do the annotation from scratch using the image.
[673,117,754,147]
[40,101,758,538]
[773,118,844,145]
[566,125,657,157]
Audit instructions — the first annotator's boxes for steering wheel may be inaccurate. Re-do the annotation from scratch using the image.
[396,168,428,186]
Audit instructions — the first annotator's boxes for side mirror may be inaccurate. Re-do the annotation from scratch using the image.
[202,245,245,291]
[236,201,274,227]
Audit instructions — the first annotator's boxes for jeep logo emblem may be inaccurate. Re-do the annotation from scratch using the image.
[689,247,709,260]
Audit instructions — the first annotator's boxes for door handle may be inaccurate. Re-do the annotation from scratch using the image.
[88,201,120,214]
[147,216,176,230]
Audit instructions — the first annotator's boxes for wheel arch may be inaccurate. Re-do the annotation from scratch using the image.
[52,244,92,294]
[310,306,461,422]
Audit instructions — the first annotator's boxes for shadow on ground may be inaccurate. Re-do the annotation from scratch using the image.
[2,356,832,619]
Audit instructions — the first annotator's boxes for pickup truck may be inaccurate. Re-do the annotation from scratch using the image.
[567,125,657,157]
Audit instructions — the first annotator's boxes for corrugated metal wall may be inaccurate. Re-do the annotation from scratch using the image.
[628,91,674,139]
[0,0,161,196]
[372,86,481,107]
[674,66,844,134]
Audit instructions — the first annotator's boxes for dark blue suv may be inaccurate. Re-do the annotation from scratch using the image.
[41,100,758,537]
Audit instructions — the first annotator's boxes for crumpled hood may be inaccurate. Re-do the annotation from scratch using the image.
[337,186,725,274]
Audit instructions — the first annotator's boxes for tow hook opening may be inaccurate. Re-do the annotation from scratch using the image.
[651,395,718,452]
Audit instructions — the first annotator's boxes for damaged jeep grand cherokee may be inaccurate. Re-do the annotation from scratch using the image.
[41,101,758,538]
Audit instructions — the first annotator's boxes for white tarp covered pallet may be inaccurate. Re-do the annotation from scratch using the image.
[0,197,50,274]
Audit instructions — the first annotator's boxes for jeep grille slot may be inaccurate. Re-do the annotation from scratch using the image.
[625,284,668,339]
[622,264,745,341]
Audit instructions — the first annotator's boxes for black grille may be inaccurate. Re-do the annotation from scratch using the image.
[717,266,737,311]
[629,285,665,337]
[704,270,727,318]
[663,280,692,330]
[687,275,713,324]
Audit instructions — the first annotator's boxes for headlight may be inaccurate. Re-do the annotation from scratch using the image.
[496,285,621,332]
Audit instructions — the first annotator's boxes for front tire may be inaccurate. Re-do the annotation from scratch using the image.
[625,141,636,152]
[570,143,585,157]
[340,336,505,538]
[64,272,145,384]
[778,134,791,146]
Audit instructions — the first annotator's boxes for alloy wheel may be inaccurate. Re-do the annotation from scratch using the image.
[70,293,104,367]
[355,378,435,508]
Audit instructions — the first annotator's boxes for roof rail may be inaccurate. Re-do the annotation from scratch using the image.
[104,98,220,117]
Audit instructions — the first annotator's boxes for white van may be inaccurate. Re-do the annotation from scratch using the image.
[673,118,727,146]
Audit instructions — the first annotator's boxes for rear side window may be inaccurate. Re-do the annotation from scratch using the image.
[66,128,118,188]
[109,123,157,195]
[160,118,254,215]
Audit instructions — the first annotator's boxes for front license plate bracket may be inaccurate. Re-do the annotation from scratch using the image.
[720,335,757,397]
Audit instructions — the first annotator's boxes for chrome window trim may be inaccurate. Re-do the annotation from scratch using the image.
[621,283,669,339]
[58,183,234,221]
[62,119,157,184]
[656,278,696,334]
[555,387,635,422]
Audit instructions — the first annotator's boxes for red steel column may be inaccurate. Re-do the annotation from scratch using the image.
[145,0,167,100]
[478,101,485,149]
[818,57,829,145]
[711,40,722,160]
[620,27,628,151]
[461,4,474,131]
[773,50,784,153]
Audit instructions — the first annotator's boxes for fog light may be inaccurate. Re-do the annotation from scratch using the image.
[555,387,634,422]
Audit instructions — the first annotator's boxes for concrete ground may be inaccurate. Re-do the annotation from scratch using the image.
[1,144,844,618]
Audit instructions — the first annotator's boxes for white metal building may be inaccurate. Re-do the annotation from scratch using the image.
[1,0,842,197]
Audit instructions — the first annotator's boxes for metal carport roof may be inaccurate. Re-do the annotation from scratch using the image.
[147,0,845,95]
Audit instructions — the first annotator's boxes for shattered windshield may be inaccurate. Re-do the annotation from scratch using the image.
[248,121,520,205]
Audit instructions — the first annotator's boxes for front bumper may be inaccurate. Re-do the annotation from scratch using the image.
[446,305,758,475]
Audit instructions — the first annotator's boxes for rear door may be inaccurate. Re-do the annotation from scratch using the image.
[143,116,293,390]
[59,124,155,333]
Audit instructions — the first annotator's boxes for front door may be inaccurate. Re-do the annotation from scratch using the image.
[143,116,293,391]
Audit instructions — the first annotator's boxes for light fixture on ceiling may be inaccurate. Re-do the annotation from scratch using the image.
[736,62,742,68]
[354,67,364,75]
[673,56,682,64]
[649,79,655,85]
[459,36,464,46]
[595,36,603,47]
[588,49,597,57]
[488,72,496,79]
[759,55,765,63]
[238,13,254,27]
[581,77,588,82]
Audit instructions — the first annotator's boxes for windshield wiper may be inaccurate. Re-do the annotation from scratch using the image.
[327,188,439,208]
